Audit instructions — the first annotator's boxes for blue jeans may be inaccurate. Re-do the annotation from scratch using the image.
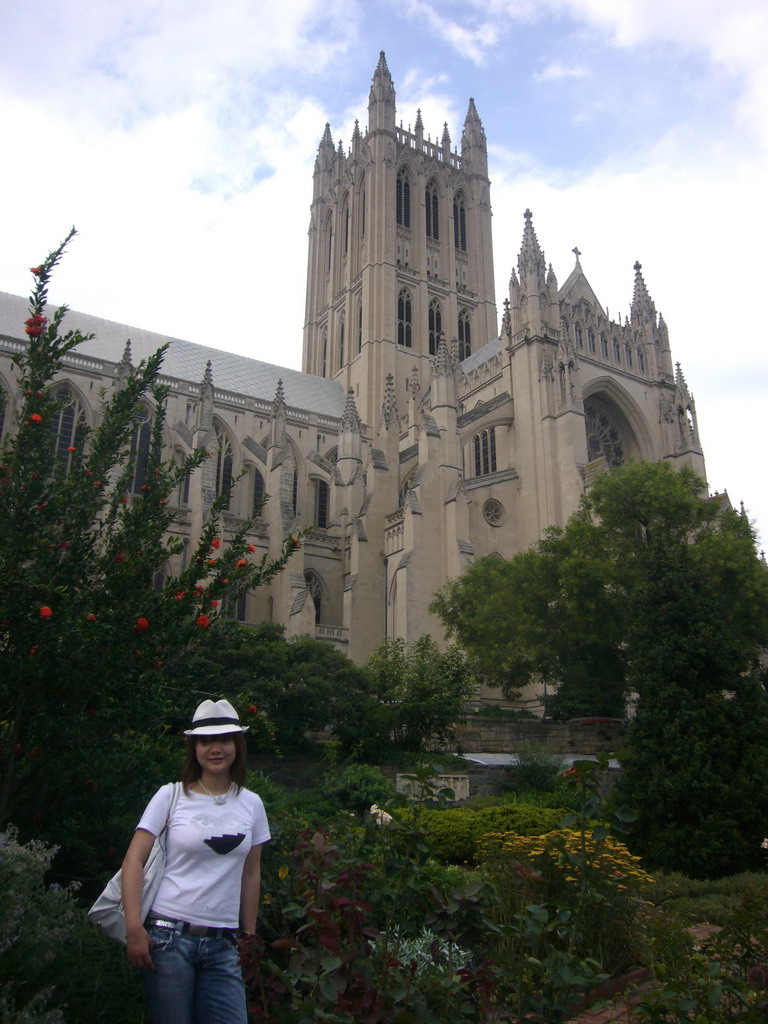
[143,922,247,1024]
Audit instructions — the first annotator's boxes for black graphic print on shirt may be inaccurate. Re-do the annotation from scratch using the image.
[204,833,246,855]
[191,811,246,855]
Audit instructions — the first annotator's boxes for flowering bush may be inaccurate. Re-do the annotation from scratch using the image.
[0,232,299,877]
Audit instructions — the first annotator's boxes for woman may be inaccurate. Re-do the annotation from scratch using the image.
[122,699,270,1024]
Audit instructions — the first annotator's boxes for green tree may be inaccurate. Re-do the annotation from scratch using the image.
[0,232,297,876]
[167,619,379,755]
[431,519,626,717]
[365,635,476,751]
[433,462,768,876]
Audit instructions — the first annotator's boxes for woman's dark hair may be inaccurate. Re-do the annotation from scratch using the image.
[181,733,248,795]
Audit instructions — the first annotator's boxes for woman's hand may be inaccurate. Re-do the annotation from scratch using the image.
[126,924,155,971]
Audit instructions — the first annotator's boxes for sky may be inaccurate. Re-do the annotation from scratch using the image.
[0,0,766,546]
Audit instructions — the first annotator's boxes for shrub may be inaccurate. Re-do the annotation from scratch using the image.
[319,763,396,816]
[411,803,569,864]
[0,828,78,1022]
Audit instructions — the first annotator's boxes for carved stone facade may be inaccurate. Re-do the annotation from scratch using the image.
[0,54,707,705]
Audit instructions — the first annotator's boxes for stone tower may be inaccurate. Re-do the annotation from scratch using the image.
[302,52,498,428]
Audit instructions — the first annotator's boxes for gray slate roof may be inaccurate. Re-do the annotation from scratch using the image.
[0,291,345,419]
[461,335,502,375]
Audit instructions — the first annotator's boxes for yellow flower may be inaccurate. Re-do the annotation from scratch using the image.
[278,865,289,880]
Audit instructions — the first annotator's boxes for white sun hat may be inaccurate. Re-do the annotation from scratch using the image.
[184,698,249,736]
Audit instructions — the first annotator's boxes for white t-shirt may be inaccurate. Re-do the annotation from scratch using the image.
[137,783,270,929]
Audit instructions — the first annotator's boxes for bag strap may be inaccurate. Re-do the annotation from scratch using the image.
[160,782,181,837]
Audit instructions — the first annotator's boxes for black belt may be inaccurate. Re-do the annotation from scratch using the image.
[146,915,237,938]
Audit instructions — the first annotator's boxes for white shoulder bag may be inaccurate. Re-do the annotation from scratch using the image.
[88,782,181,944]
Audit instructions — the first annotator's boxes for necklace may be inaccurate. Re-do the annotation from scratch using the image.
[198,781,231,805]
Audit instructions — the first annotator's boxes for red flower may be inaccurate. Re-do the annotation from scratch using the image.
[196,614,211,629]
[211,538,221,549]
[134,617,150,633]
[115,551,125,563]
[175,591,186,601]
[39,606,52,619]
[30,266,42,274]
[24,314,47,337]
[208,559,216,566]
[86,613,97,622]
[29,413,42,423]
[247,704,258,714]
[29,646,37,655]
[211,599,219,608]
[68,446,76,452]
[248,544,256,553]
[236,559,247,568]
[221,578,228,584]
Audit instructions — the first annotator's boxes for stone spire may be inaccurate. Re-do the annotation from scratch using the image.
[341,387,362,434]
[630,261,656,323]
[368,51,396,131]
[351,119,362,156]
[517,209,546,289]
[200,360,214,431]
[441,121,451,156]
[116,340,133,385]
[269,378,286,449]
[461,97,487,173]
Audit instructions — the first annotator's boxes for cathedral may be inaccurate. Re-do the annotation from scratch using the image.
[0,53,706,690]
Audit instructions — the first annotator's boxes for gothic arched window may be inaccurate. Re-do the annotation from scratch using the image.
[129,406,152,494]
[637,348,645,373]
[342,199,350,255]
[613,338,621,363]
[625,344,633,369]
[425,181,439,240]
[585,402,625,468]
[473,427,497,476]
[322,332,328,377]
[314,478,329,529]
[453,193,467,251]
[600,334,609,358]
[396,168,411,228]
[51,387,87,471]
[252,468,265,516]
[214,423,234,511]
[428,299,442,356]
[325,214,333,272]
[338,313,345,369]
[397,289,412,348]
[304,570,324,625]
[175,448,191,506]
[356,297,363,353]
[359,186,366,237]
[458,309,472,361]
[588,329,596,354]
[575,325,583,349]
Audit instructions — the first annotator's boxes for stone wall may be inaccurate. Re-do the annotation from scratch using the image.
[455,716,626,754]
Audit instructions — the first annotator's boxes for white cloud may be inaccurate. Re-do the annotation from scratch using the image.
[534,61,588,82]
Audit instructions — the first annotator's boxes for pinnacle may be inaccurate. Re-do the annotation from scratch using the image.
[202,360,213,388]
[341,388,362,433]
[518,209,546,280]
[273,378,286,412]
[631,260,656,320]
